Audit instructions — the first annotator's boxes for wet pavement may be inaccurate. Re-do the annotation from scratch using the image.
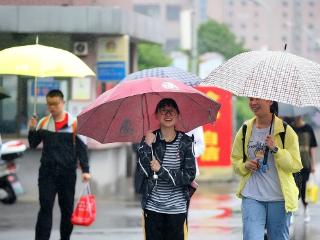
[0,181,320,239]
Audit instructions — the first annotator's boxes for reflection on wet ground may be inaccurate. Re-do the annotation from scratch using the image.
[0,181,320,239]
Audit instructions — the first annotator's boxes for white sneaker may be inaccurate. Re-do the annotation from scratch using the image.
[304,207,311,223]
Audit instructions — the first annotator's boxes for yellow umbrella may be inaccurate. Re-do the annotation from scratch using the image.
[0,44,95,114]
[0,44,95,77]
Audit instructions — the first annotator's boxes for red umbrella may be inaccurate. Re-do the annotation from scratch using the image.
[77,77,221,143]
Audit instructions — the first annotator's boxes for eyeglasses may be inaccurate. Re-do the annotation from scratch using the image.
[159,108,177,116]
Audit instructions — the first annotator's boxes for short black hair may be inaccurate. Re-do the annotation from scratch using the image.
[155,98,180,114]
[270,101,278,116]
[46,89,64,100]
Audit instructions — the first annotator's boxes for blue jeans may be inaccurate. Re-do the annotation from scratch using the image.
[241,197,292,240]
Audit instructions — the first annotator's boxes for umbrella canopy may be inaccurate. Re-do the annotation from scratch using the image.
[78,77,221,143]
[202,50,320,107]
[278,102,318,117]
[0,44,95,114]
[0,44,95,78]
[124,67,201,86]
[0,86,10,100]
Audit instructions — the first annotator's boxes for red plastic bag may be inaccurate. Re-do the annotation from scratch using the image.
[71,183,96,226]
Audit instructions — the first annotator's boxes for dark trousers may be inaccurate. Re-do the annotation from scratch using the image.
[143,209,187,240]
[301,168,311,207]
[35,167,76,240]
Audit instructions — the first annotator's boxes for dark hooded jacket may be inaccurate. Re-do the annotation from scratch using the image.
[136,129,196,209]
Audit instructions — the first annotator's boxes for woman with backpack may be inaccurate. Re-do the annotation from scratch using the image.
[231,98,302,240]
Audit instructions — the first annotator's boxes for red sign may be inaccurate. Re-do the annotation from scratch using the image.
[196,87,233,167]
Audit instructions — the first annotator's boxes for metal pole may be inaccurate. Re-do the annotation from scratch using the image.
[191,0,198,74]
[33,76,37,116]
[34,35,39,116]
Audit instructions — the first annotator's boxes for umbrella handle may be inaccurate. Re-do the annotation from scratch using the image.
[151,147,158,180]
[153,171,158,180]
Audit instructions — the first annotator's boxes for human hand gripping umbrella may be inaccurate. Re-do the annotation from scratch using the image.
[201,46,320,167]
[77,77,221,143]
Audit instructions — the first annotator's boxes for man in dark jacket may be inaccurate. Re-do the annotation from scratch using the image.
[28,89,90,240]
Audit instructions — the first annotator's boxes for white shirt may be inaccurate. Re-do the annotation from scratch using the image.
[186,126,205,176]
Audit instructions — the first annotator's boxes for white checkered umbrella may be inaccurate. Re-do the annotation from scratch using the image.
[202,50,320,107]
[124,67,201,86]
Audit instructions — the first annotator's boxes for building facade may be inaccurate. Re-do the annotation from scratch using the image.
[207,0,320,63]
[0,2,164,136]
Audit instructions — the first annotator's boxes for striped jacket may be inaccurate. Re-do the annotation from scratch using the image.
[28,112,89,173]
[137,129,196,209]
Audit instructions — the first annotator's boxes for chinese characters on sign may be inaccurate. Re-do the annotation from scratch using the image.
[196,87,232,167]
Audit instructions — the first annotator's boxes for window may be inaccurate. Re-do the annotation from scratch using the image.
[253,35,259,41]
[241,23,246,29]
[282,36,287,42]
[166,5,181,21]
[134,4,160,18]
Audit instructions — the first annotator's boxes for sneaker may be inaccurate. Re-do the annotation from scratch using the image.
[304,207,311,222]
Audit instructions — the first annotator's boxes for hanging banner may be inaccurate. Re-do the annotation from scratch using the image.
[96,35,129,82]
[195,86,233,180]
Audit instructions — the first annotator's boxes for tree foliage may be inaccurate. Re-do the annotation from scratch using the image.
[137,43,172,70]
[235,97,254,130]
[198,20,247,60]
[198,20,251,130]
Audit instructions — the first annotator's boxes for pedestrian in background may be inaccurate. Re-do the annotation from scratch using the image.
[231,98,302,240]
[291,115,318,222]
[137,98,196,240]
[28,89,90,240]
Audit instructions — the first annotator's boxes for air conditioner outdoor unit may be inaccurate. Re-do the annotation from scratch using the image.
[73,42,88,56]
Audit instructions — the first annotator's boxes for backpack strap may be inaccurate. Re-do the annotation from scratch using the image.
[242,124,247,162]
[71,120,77,145]
[38,116,50,130]
[191,134,195,157]
[279,121,287,148]
[241,121,287,162]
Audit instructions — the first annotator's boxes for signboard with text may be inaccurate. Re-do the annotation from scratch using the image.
[31,78,59,97]
[196,87,233,169]
[97,61,126,81]
[96,36,129,82]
